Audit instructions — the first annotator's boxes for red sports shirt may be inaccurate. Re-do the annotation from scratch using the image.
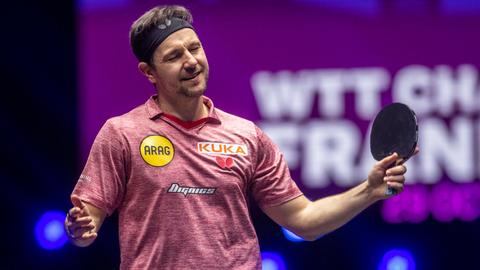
[72,95,303,269]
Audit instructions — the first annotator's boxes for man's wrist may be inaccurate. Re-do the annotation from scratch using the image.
[362,179,383,202]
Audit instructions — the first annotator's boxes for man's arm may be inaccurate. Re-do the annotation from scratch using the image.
[64,195,107,247]
[263,152,409,241]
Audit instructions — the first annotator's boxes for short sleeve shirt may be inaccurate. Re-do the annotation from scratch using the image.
[72,95,303,270]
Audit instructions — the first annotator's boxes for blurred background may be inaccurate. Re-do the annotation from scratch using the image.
[2,0,479,269]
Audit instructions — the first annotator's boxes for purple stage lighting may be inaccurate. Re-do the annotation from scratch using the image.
[378,249,416,270]
[35,211,68,250]
[281,227,305,242]
[261,251,287,270]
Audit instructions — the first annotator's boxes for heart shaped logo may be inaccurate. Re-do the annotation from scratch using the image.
[225,157,233,168]
[215,156,234,169]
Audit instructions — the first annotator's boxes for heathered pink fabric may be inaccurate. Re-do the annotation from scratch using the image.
[72,95,303,269]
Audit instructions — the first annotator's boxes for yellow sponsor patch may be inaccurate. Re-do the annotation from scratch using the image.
[140,135,174,167]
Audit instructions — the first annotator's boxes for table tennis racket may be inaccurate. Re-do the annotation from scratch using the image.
[370,103,418,195]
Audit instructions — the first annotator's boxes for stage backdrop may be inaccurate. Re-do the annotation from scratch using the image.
[78,0,480,224]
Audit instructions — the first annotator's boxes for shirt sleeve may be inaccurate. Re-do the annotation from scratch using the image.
[71,119,128,216]
[251,125,303,208]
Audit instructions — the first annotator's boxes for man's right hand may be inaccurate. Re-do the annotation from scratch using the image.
[65,195,105,247]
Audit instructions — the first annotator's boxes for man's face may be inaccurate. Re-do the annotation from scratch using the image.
[148,28,209,98]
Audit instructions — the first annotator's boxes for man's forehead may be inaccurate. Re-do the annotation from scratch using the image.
[158,28,200,53]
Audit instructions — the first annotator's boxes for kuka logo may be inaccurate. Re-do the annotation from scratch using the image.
[197,142,248,156]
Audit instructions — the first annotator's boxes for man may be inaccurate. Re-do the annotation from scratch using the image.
[65,5,414,269]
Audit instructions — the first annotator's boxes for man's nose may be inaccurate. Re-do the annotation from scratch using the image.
[184,51,198,71]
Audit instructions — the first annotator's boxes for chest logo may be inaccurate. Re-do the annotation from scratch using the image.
[215,156,234,169]
[197,142,248,156]
[140,135,174,167]
[167,183,217,196]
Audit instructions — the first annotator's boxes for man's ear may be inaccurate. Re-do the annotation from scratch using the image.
[138,62,156,84]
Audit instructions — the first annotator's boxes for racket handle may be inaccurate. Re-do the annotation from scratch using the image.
[385,158,402,196]
[385,186,397,196]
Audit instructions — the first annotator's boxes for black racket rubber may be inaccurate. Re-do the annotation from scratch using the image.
[370,103,418,195]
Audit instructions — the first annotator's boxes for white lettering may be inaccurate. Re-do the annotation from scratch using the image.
[302,120,360,188]
[434,64,480,116]
[418,117,474,183]
[251,70,316,120]
[253,65,480,190]
[350,68,390,119]
[167,184,217,196]
[393,65,433,117]
[168,183,179,192]
[315,70,345,118]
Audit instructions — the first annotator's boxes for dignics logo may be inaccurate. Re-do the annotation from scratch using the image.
[197,142,248,156]
[167,183,217,196]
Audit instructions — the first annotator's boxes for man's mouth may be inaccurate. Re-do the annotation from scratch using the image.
[181,71,201,81]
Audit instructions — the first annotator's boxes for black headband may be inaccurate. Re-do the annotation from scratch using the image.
[133,17,194,63]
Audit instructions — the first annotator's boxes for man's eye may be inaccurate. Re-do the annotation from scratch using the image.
[168,54,179,61]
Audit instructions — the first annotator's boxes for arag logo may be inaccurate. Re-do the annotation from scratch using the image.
[140,135,174,167]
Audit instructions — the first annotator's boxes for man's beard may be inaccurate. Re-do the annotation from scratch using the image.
[179,71,208,97]
[179,86,206,97]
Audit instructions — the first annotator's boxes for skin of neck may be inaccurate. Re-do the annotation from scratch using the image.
[156,91,208,121]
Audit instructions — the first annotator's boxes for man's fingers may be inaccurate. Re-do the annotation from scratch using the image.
[68,223,95,234]
[395,158,405,166]
[66,218,94,230]
[71,195,92,216]
[377,152,398,169]
[69,207,80,217]
[70,222,96,237]
[69,229,97,241]
[71,195,86,209]
[384,175,405,183]
[81,231,98,240]
[71,216,92,226]
[74,222,95,232]
[65,208,98,242]
[386,165,407,176]
[68,206,91,220]
[68,207,84,221]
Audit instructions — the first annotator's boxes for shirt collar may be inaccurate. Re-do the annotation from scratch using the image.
[145,95,221,124]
